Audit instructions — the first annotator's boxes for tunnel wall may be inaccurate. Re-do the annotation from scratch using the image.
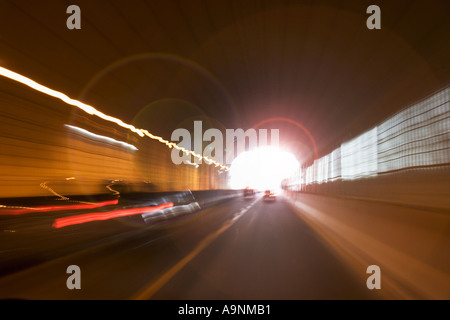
[286,86,450,209]
[0,77,228,198]
[292,166,450,210]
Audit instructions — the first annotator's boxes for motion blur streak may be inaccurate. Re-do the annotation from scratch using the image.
[40,181,69,200]
[288,87,450,188]
[0,66,144,136]
[140,129,228,170]
[65,125,138,151]
[0,199,119,216]
[106,181,121,196]
[0,66,228,171]
[52,202,174,229]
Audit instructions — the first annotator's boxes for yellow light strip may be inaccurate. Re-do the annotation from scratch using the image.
[0,66,229,171]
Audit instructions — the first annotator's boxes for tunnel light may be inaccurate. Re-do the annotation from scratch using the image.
[65,124,138,151]
[229,147,299,190]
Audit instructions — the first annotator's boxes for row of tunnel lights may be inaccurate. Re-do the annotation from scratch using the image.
[0,66,230,171]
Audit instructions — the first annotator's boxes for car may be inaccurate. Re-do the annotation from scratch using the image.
[263,190,277,202]
[243,187,255,198]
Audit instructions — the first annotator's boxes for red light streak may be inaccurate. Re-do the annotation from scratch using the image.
[0,200,119,216]
[52,202,174,228]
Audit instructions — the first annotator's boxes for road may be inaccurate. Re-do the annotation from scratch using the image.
[0,192,448,300]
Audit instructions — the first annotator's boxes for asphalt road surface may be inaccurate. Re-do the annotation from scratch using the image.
[1,193,448,300]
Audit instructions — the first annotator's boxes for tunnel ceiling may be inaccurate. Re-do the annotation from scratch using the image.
[0,0,449,162]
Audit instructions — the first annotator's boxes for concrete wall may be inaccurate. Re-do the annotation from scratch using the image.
[299,165,450,210]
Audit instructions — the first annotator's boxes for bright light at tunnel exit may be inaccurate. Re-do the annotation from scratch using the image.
[229,147,299,191]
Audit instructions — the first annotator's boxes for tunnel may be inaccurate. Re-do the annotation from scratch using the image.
[0,0,449,302]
